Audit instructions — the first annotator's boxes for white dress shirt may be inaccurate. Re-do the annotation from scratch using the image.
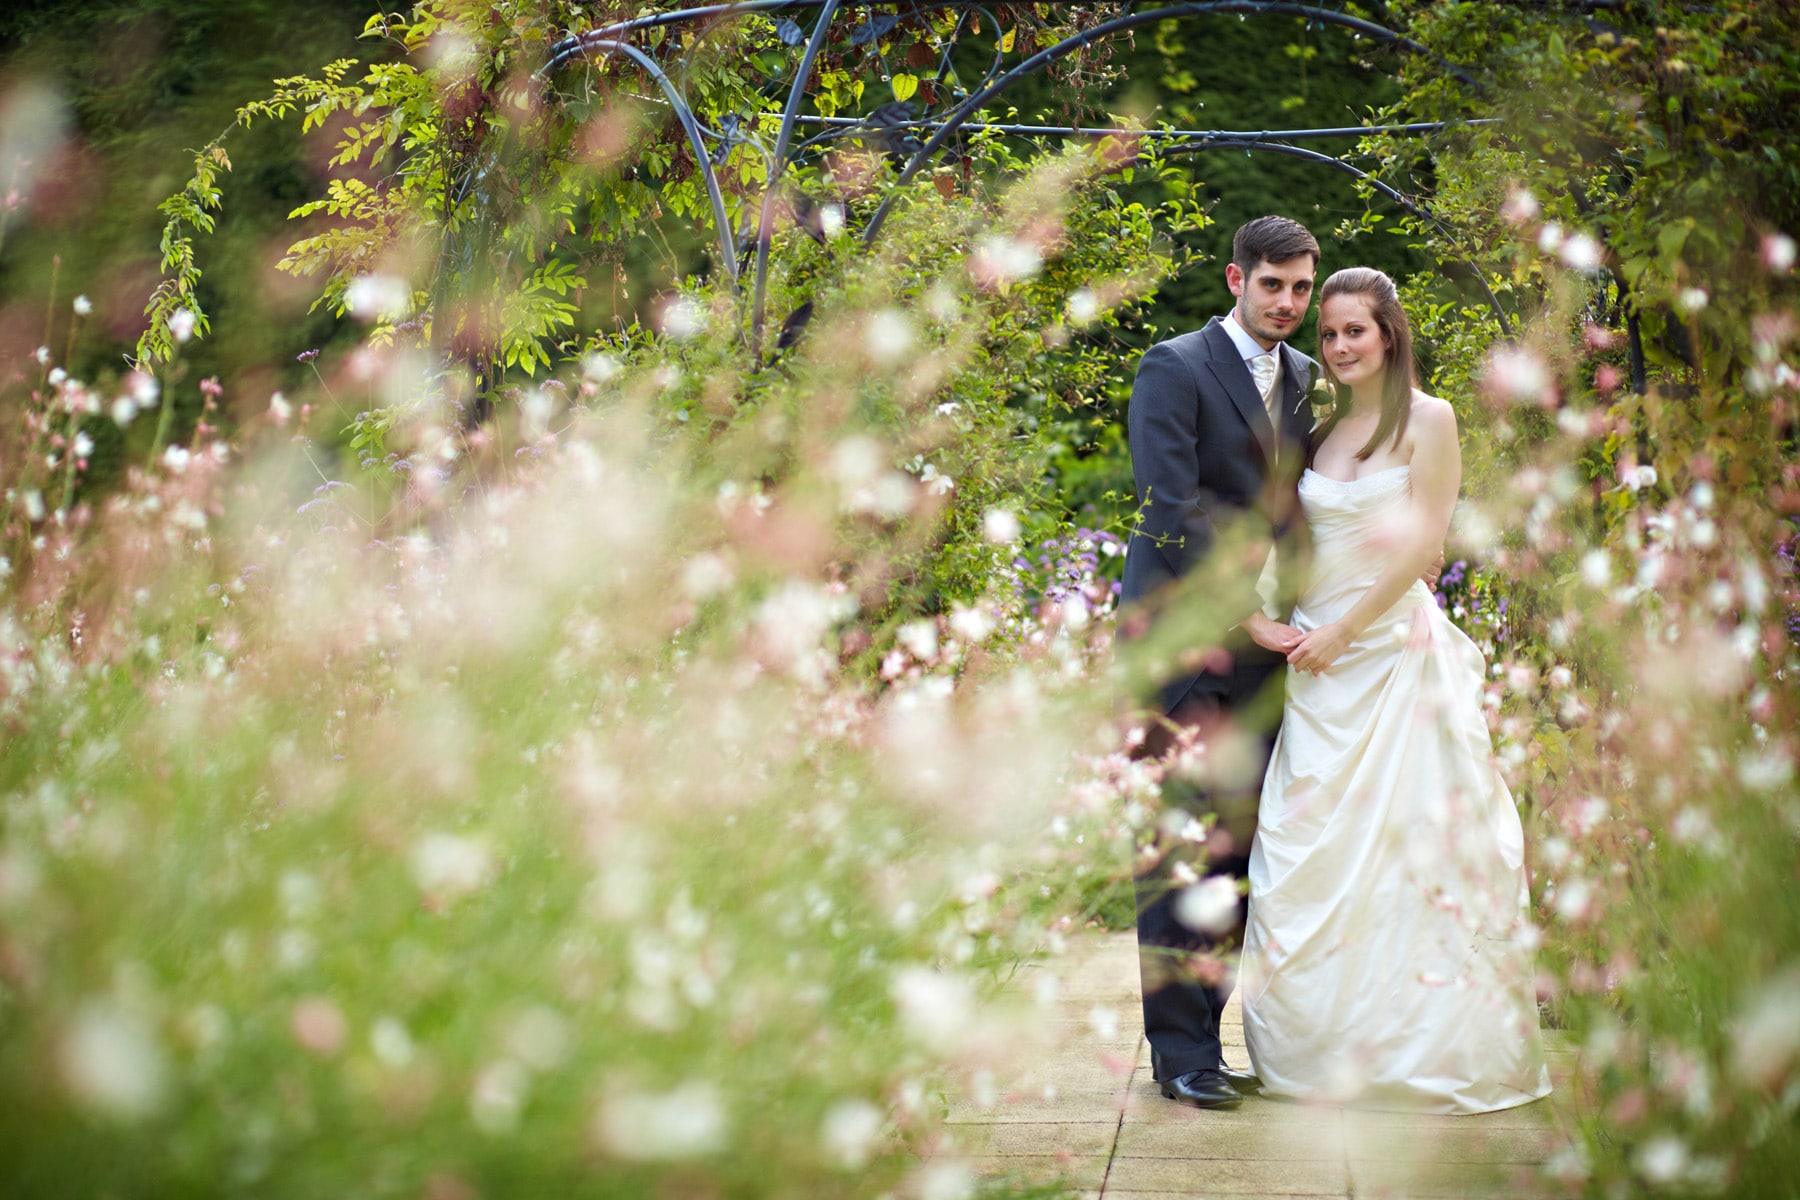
[1222,309,1284,421]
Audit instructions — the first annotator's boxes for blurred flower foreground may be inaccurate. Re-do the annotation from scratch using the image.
[5,1,1800,1196]
[0,90,1155,1193]
[0,358,1135,1198]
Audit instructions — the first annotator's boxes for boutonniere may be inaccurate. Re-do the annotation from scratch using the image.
[1307,372,1338,415]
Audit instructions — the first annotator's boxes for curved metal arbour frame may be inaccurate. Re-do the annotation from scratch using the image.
[535,1,1506,347]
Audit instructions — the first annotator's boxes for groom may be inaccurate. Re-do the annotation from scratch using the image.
[1120,215,1319,1110]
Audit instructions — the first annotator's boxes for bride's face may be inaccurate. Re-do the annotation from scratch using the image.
[1318,295,1389,390]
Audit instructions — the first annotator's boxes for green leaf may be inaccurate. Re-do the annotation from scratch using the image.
[891,73,918,103]
[1657,220,1692,264]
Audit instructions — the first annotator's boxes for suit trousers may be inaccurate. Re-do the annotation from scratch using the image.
[1133,654,1284,1081]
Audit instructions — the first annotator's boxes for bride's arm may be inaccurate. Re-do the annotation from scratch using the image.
[1287,397,1461,674]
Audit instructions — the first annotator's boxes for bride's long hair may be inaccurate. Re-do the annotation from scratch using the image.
[1309,267,1416,463]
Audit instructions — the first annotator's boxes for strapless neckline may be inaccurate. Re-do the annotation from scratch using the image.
[1302,464,1410,487]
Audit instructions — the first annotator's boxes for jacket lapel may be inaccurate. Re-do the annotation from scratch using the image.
[1277,342,1316,453]
[1201,318,1276,464]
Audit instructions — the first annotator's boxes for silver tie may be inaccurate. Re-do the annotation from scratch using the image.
[1250,351,1278,411]
[1250,350,1282,616]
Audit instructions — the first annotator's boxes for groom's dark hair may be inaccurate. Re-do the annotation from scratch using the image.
[1232,216,1320,273]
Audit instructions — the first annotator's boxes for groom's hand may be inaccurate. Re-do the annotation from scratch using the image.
[1242,611,1302,655]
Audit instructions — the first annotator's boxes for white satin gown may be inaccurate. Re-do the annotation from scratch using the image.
[1242,466,1551,1114]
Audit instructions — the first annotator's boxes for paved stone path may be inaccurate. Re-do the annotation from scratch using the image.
[945,931,1579,1199]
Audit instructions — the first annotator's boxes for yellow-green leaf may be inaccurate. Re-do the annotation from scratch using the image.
[892,73,918,102]
[1000,26,1016,53]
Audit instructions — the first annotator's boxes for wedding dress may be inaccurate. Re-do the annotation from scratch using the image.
[1242,466,1551,1114]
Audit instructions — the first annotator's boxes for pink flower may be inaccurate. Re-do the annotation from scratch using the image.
[291,997,348,1056]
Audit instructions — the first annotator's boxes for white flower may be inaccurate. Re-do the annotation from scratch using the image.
[924,281,960,323]
[111,397,138,427]
[169,308,197,343]
[982,509,1021,544]
[680,552,733,600]
[72,432,93,458]
[48,366,66,386]
[34,345,50,364]
[1545,1144,1590,1184]
[409,832,494,900]
[969,235,1042,286]
[1634,1136,1689,1185]
[1484,345,1551,405]
[819,1100,885,1169]
[1580,549,1611,589]
[912,1162,974,1200]
[1501,189,1539,226]
[896,620,938,661]
[1737,749,1793,792]
[658,295,705,340]
[470,1059,530,1134]
[864,309,915,363]
[370,1017,415,1068]
[161,445,191,474]
[520,387,556,438]
[595,1082,730,1160]
[919,463,954,496]
[830,436,884,488]
[818,202,846,240]
[72,294,92,315]
[891,967,974,1052]
[582,352,621,383]
[1536,223,1564,254]
[1763,233,1797,275]
[1059,593,1090,632]
[268,392,293,425]
[1553,877,1593,922]
[1559,233,1603,273]
[1677,287,1709,314]
[753,581,856,681]
[1173,875,1240,933]
[60,1002,168,1120]
[1624,465,1658,492]
[1731,970,1800,1089]
[345,275,410,321]
[948,603,995,643]
[1066,288,1099,324]
[127,371,160,407]
[504,1006,570,1070]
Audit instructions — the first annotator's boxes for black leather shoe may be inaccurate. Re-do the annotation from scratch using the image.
[1218,1066,1263,1096]
[1158,1069,1243,1109]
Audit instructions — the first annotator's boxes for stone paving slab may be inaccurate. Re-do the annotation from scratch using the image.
[949,930,1580,1199]
[1105,1155,1352,1194]
[977,1122,1122,1158]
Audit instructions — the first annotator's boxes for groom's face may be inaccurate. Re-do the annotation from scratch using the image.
[1226,256,1317,348]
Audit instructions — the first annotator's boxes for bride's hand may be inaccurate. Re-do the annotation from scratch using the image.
[1288,621,1353,674]
[1242,611,1302,654]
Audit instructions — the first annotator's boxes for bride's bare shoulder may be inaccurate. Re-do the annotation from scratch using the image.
[1408,390,1458,435]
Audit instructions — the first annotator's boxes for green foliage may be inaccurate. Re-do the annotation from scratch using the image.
[1365,3,1800,1194]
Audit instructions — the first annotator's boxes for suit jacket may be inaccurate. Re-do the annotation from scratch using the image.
[1120,316,1318,714]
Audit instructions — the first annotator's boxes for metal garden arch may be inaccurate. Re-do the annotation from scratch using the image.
[531,1,1508,353]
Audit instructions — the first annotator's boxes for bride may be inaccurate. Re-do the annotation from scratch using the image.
[1240,267,1552,1114]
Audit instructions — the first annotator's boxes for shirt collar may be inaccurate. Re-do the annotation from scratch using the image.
[1222,309,1277,362]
